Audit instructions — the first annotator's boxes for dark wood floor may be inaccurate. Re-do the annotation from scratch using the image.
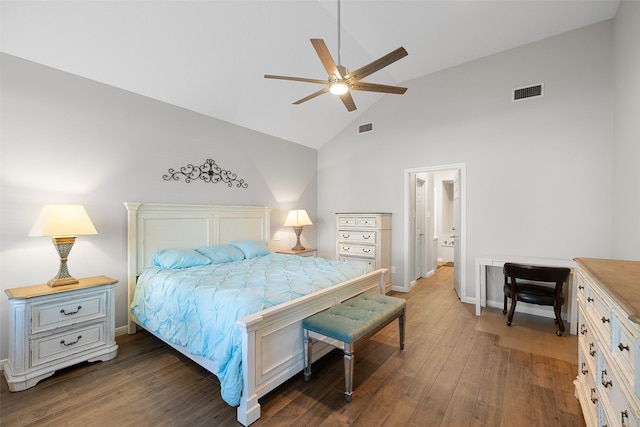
[1,265,584,426]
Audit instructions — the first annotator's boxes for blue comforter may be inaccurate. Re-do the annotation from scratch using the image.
[130,253,373,405]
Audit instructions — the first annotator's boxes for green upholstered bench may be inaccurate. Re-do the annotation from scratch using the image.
[302,292,406,402]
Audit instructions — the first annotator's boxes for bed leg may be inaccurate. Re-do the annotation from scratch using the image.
[237,395,261,427]
[303,331,313,382]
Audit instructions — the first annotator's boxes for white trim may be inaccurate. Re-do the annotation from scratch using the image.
[403,164,468,306]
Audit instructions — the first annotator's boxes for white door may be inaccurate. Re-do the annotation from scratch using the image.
[453,170,461,297]
[415,178,426,279]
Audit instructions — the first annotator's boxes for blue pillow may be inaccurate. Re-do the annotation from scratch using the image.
[195,245,245,264]
[230,240,270,259]
[153,248,212,269]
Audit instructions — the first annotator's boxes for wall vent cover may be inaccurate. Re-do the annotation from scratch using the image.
[358,122,374,134]
[513,84,543,101]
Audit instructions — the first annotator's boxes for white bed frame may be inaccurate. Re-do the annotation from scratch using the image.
[124,202,387,426]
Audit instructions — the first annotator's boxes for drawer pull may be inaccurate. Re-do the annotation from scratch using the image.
[580,324,588,335]
[581,362,588,375]
[587,297,594,302]
[621,410,628,427]
[601,369,613,388]
[60,306,82,316]
[618,342,630,352]
[590,388,598,404]
[601,316,610,324]
[363,235,371,239]
[60,335,82,347]
[589,343,596,357]
[342,247,350,252]
[578,284,584,290]
[361,248,372,254]
[341,234,350,238]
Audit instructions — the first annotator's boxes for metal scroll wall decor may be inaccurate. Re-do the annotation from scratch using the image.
[163,158,248,188]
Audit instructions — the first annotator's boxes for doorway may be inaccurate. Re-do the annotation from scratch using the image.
[403,164,467,303]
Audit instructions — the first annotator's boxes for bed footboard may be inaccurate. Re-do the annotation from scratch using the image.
[236,268,386,426]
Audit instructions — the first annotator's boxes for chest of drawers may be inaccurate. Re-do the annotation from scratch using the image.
[335,213,391,293]
[574,258,640,427]
[4,276,119,391]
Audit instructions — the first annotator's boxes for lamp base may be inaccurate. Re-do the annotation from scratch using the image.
[48,236,79,287]
[48,277,79,287]
[291,226,306,251]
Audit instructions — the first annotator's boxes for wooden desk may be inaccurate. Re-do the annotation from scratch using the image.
[475,255,578,334]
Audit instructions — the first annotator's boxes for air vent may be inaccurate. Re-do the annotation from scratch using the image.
[358,122,374,134]
[513,84,543,101]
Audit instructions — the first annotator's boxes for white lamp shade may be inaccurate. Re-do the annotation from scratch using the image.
[284,209,312,227]
[29,204,98,237]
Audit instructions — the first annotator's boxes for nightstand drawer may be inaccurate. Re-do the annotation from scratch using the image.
[31,322,106,367]
[31,291,107,334]
[338,244,375,258]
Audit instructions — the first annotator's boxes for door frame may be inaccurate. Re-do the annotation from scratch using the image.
[402,164,467,302]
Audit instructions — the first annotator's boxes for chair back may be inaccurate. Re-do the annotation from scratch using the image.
[503,262,570,286]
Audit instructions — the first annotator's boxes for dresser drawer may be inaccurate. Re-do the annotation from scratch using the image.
[31,291,107,334]
[337,230,376,243]
[339,257,376,269]
[336,216,379,228]
[586,284,613,344]
[31,321,107,367]
[613,311,640,395]
[599,354,640,427]
[338,244,375,259]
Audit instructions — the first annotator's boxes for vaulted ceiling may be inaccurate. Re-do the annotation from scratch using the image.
[1,1,620,149]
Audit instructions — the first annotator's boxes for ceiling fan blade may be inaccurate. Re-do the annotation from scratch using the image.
[339,91,357,112]
[310,39,342,78]
[264,74,327,85]
[293,87,330,105]
[344,47,408,81]
[350,82,407,94]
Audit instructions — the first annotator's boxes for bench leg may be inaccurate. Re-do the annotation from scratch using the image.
[344,343,354,403]
[399,310,406,350]
[303,332,312,382]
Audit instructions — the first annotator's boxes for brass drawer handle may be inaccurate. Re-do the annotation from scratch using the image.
[601,369,613,388]
[60,335,82,347]
[60,306,82,316]
[621,410,629,427]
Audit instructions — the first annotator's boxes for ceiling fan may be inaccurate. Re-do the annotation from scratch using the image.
[264,1,408,112]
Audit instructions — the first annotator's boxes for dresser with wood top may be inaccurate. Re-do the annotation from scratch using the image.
[574,258,640,427]
[4,276,119,391]
[335,212,391,293]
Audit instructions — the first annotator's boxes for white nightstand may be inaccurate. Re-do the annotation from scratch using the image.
[276,248,317,257]
[4,275,119,391]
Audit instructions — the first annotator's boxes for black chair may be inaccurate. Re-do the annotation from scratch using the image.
[502,262,571,336]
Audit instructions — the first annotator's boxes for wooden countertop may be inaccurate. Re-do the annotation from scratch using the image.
[574,258,640,324]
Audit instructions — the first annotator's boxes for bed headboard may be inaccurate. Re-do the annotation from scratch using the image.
[124,202,271,331]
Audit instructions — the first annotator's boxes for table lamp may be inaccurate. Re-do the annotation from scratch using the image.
[29,204,98,287]
[284,209,312,251]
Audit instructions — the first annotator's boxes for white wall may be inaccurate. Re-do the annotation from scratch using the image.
[318,21,615,303]
[0,54,318,361]
[612,1,640,260]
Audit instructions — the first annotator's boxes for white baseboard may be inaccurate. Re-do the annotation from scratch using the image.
[115,325,129,337]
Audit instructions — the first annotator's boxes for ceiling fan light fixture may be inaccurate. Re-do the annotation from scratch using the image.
[329,80,349,95]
